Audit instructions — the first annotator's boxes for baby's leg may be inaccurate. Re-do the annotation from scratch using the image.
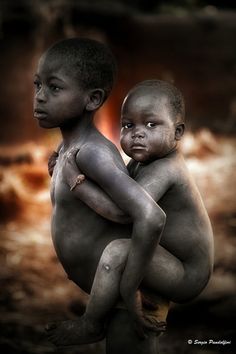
[46,239,130,346]
[142,246,190,303]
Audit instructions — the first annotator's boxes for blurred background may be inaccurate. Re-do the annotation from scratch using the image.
[0,0,235,353]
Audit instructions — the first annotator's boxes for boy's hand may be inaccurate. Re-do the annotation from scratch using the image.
[48,151,59,177]
[124,290,166,339]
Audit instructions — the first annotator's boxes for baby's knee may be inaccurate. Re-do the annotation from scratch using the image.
[101,239,129,272]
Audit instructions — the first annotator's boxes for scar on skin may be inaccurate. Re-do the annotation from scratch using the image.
[70,174,86,191]
[103,264,111,271]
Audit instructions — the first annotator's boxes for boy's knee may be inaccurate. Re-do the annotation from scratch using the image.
[148,208,166,232]
[101,239,128,271]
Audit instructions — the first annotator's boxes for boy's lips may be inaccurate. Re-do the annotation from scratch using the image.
[34,109,48,119]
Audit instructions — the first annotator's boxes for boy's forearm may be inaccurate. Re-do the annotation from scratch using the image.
[70,179,131,224]
[64,151,131,224]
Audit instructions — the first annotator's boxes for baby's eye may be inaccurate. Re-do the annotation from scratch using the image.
[146,122,156,128]
[33,80,42,91]
[50,84,61,93]
[123,123,133,129]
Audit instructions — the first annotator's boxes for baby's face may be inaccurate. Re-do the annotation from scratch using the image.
[120,89,177,163]
[33,54,87,129]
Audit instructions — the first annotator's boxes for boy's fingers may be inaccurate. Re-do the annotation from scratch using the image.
[70,147,80,156]
[66,148,80,161]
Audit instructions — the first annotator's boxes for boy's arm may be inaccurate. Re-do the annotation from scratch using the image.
[63,149,131,224]
[77,144,166,333]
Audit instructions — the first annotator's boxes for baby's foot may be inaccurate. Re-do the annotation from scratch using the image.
[45,316,105,346]
[134,315,167,339]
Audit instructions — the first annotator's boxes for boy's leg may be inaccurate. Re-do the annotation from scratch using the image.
[106,308,159,354]
[46,239,130,346]
[46,239,180,347]
[85,239,130,321]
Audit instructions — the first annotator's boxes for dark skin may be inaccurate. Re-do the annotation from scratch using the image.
[45,84,214,346]
[34,55,167,346]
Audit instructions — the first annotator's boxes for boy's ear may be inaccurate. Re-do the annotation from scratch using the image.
[175,123,185,140]
[86,89,106,111]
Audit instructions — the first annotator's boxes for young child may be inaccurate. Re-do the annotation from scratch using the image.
[50,79,214,346]
[33,38,168,346]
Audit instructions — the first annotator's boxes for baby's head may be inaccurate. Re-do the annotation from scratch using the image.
[34,38,117,128]
[120,80,185,163]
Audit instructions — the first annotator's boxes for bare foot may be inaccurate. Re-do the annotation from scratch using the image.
[45,316,105,346]
[134,315,167,339]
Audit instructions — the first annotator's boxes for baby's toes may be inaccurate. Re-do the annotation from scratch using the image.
[145,317,167,333]
[45,322,58,332]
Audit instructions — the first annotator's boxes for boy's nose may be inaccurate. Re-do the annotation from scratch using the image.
[35,88,47,103]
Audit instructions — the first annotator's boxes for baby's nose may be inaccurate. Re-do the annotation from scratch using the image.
[132,129,145,138]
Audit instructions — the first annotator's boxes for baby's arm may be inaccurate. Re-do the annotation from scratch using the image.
[63,149,131,224]
[76,144,166,329]
[128,159,174,202]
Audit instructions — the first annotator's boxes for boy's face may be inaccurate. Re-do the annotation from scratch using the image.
[120,87,179,163]
[33,54,88,129]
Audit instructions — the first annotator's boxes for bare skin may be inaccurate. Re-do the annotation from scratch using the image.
[34,54,168,346]
[45,85,214,346]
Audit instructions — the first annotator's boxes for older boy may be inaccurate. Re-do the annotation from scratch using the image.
[50,79,214,346]
[33,39,167,345]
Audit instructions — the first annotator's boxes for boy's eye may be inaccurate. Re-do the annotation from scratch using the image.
[123,123,133,129]
[146,122,156,128]
[33,80,42,91]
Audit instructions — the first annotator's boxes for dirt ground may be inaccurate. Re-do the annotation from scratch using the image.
[0,131,235,354]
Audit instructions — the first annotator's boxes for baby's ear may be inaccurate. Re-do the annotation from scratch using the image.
[175,123,185,140]
[86,89,106,111]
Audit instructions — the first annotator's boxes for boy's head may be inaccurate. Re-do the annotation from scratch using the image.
[43,38,117,100]
[34,38,117,128]
[120,80,185,163]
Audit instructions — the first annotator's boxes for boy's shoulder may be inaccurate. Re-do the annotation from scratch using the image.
[76,136,127,174]
[77,137,117,161]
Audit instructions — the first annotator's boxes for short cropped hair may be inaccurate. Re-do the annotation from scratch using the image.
[44,38,117,101]
[134,79,185,122]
